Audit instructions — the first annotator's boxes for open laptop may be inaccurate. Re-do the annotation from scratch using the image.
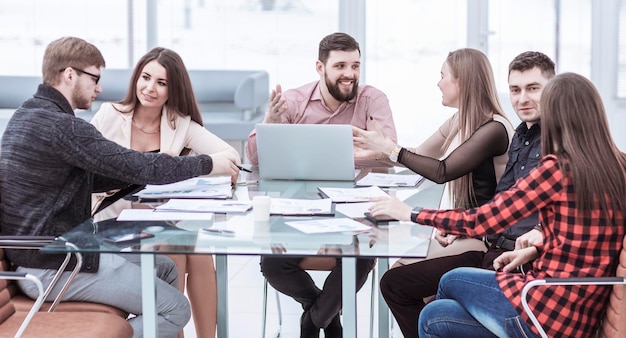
[255,124,356,180]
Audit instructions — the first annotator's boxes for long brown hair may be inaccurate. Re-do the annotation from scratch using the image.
[445,48,509,208]
[541,73,626,224]
[117,47,203,129]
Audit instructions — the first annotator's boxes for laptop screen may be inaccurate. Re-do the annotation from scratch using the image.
[255,124,356,181]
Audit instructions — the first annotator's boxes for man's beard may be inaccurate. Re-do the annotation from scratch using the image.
[72,87,91,110]
[326,76,358,102]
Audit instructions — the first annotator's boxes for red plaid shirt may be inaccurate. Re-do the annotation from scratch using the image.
[417,155,625,337]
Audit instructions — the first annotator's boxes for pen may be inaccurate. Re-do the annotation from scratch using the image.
[237,165,252,173]
[202,228,235,235]
[235,180,259,186]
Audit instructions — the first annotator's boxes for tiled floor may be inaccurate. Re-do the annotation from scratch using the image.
[183,255,404,338]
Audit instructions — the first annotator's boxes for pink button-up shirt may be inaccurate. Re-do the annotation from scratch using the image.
[246,81,397,165]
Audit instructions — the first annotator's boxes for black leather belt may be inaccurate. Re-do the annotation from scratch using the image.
[494,235,516,251]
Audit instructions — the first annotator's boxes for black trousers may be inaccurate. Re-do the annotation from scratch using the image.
[380,250,486,338]
[260,256,376,329]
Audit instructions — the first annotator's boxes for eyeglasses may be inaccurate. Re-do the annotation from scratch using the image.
[59,67,101,85]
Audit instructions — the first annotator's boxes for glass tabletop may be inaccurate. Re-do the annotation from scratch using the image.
[43,167,444,259]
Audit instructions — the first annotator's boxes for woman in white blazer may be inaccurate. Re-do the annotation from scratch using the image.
[92,47,240,338]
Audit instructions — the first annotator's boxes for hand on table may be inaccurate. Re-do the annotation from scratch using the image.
[209,151,240,183]
[367,196,412,222]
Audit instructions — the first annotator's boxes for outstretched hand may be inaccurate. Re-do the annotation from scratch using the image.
[353,120,397,161]
[265,84,287,124]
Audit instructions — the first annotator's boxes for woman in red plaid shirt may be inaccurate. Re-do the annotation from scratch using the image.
[368,72,626,338]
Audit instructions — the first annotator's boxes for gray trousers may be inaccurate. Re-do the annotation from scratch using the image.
[17,253,190,338]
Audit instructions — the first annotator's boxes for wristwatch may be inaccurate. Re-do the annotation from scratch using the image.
[388,145,402,162]
[410,206,423,223]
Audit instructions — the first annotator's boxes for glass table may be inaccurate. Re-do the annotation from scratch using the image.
[43,168,443,338]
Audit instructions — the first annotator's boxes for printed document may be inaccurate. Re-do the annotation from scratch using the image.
[318,186,389,203]
[155,199,252,213]
[285,218,371,234]
[117,209,215,221]
[356,172,424,187]
[134,176,233,199]
[270,198,333,216]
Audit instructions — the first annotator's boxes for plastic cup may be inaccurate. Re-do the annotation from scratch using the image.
[252,196,271,222]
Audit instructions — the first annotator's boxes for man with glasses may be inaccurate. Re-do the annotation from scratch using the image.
[0,36,241,336]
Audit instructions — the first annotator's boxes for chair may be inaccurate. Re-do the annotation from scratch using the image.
[1,237,129,317]
[261,257,378,338]
[0,238,133,337]
[521,234,626,338]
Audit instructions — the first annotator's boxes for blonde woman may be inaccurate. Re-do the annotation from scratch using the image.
[355,48,513,251]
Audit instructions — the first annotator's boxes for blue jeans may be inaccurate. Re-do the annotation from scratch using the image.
[418,267,538,338]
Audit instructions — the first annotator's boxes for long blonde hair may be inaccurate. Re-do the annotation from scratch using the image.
[444,48,509,208]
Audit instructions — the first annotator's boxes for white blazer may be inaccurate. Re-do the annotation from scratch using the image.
[91,102,240,221]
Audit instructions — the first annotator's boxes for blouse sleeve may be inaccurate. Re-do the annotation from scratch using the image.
[185,121,241,163]
[398,120,510,184]
[416,156,564,238]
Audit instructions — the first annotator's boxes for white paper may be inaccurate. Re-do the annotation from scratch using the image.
[270,198,333,215]
[285,218,371,234]
[117,208,215,221]
[335,202,372,218]
[134,176,233,199]
[318,186,389,203]
[355,172,424,187]
[155,199,252,213]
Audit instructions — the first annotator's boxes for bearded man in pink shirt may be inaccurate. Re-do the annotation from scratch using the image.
[245,32,397,167]
[253,32,396,338]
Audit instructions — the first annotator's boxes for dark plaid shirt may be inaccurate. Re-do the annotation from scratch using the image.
[417,155,624,337]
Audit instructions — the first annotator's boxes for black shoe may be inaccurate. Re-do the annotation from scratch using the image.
[300,310,320,338]
[323,314,342,338]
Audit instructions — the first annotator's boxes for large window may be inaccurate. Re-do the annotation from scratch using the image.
[153,0,339,89]
[366,0,467,147]
[0,1,133,74]
[0,0,339,89]
[487,0,591,125]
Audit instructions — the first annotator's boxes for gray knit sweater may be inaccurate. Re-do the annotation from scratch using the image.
[0,84,213,272]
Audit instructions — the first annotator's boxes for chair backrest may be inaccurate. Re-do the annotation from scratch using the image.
[599,235,626,337]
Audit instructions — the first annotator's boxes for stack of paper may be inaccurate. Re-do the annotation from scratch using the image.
[155,199,252,213]
[355,172,424,187]
[116,209,215,221]
[318,186,389,203]
[134,176,233,199]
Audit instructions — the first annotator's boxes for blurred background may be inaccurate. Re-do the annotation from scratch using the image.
[1,0,624,150]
